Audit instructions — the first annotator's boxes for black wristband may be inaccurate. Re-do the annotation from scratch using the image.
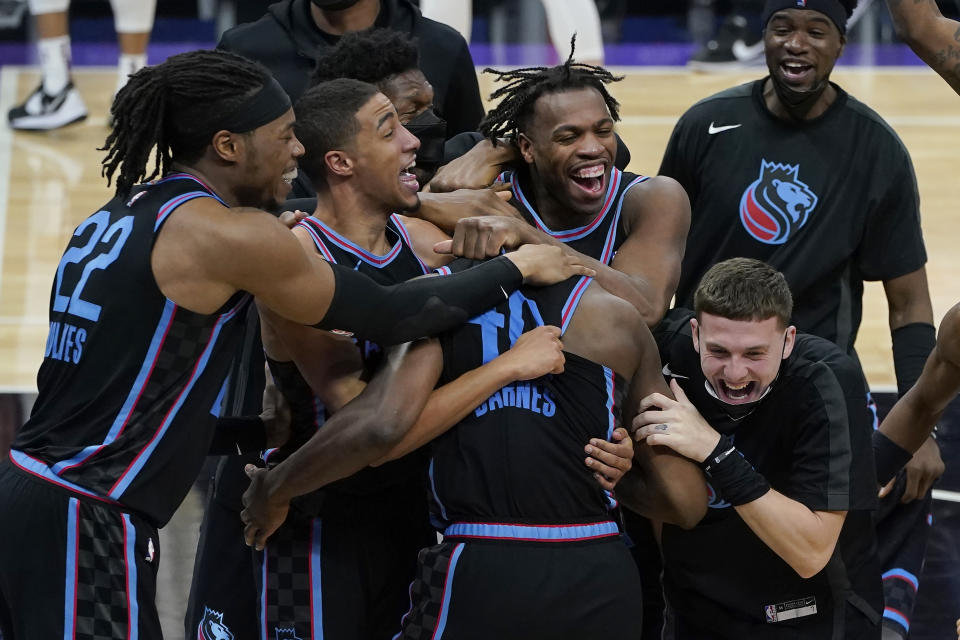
[892,322,936,397]
[698,436,771,506]
[210,415,267,455]
[873,430,914,486]
[315,256,522,345]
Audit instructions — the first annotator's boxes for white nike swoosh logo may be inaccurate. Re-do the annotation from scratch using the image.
[731,39,765,62]
[708,122,742,135]
[662,364,689,379]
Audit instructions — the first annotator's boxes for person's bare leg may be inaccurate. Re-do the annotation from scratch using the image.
[109,0,156,94]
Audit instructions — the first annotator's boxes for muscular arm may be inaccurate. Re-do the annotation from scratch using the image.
[880,303,960,453]
[154,198,589,346]
[885,0,960,94]
[615,328,708,528]
[735,496,846,579]
[446,176,690,327]
[374,325,565,463]
[885,267,935,332]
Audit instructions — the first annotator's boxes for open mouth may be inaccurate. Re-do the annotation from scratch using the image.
[780,61,814,84]
[399,162,419,193]
[282,168,298,185]
[718,379,756,403]
[569,163,606,196]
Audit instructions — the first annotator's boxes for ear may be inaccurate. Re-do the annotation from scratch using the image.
[210,129,245,163]
[782,325,797,360]
[836,31,846,59]
[324,149,355,178]
[690,318,700,354]
[517,132,535,165]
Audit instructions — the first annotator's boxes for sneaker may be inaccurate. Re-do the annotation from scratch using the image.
[688,14,765,71]
[8,81,87,130]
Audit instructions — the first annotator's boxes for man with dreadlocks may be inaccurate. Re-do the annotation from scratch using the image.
[442,41,691,330]
[0,49,590,639]
[657,1,939,638]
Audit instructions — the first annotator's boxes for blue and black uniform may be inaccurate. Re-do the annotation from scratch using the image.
[399,264,643,639]
[499,166,649,266]
[0,173,247,640]
[654,309,881,640]
[256,214,436,640]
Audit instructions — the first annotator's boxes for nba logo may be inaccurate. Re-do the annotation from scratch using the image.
[796,0,806,5]
[765,605,778,622]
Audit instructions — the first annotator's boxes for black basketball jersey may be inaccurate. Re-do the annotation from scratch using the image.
[265,214,430,503]
[12,173,250,527]
[501,167,649,265]
[429,263,624,525]
[660,80,926,353]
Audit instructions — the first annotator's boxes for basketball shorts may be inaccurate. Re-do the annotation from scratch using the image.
[398,520,643,640]
[254,500,435,640]
[875,473,934,638]
[0,458,162,640]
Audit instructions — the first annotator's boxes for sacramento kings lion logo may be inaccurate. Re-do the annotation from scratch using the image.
[198,608,234,640]
[739,159,819,245]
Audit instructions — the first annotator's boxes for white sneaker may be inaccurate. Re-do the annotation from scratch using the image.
[8,82,88,130]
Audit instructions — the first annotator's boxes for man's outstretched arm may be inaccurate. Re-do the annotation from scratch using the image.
[886,0,960,94]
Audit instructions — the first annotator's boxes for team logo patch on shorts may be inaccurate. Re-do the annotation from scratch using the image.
[275,626,303,640]
[763,596,817,622]
[739,159,819,245]
[198,607,234,640]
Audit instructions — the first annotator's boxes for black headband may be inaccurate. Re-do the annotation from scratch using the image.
[219,75,292,133]
[762,0,848,34]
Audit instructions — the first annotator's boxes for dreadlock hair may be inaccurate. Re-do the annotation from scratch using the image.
[294,78,381,189]
[479,35,623,143]
[311,28,420,89]
[100,49,276,197]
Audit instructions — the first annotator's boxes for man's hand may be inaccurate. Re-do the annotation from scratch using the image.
[241,464,289,551]
[633,379,721,462]
[585,427,634,491]
[277,209,308,229]
[260,364,291,448]
[878,435,945,503]
[500,244,595,286]
[417,187,522,233]
[435,215,538,260]
[424,137,519,193]
[497,325,565,379]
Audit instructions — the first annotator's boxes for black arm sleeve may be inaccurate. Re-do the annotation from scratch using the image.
[208,415,267,455]
[315,255,522,345]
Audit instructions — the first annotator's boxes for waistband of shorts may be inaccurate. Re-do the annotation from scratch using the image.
[443,520,620,542]
[6,449,121,508]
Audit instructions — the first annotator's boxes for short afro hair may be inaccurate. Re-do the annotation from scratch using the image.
[311,28,420,87]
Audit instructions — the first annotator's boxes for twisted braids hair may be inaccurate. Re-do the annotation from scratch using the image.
[479,35,624,143]
[100,49,276,197]
[311,28,420,88]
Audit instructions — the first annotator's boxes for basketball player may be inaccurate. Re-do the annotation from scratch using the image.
[8,0,156,130]
[243,262,708,639]
[0,51,587,640]
[883,0,960,96]
[231,78,629,640]
[387,265,707,638]
[630,258,880,639]
[658,2,940,635]
[434,50,692,327]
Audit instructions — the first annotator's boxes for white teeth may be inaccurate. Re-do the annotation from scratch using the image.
[573,165,604,179]
[282,168,298,183]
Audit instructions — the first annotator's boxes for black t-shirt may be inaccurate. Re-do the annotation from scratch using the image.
[660,80,926,353]
[654,309,881,638]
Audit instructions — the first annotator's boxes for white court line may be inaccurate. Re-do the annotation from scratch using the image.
[619,114,960,127]
[0,66,17,299]
[933,489,960,503]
